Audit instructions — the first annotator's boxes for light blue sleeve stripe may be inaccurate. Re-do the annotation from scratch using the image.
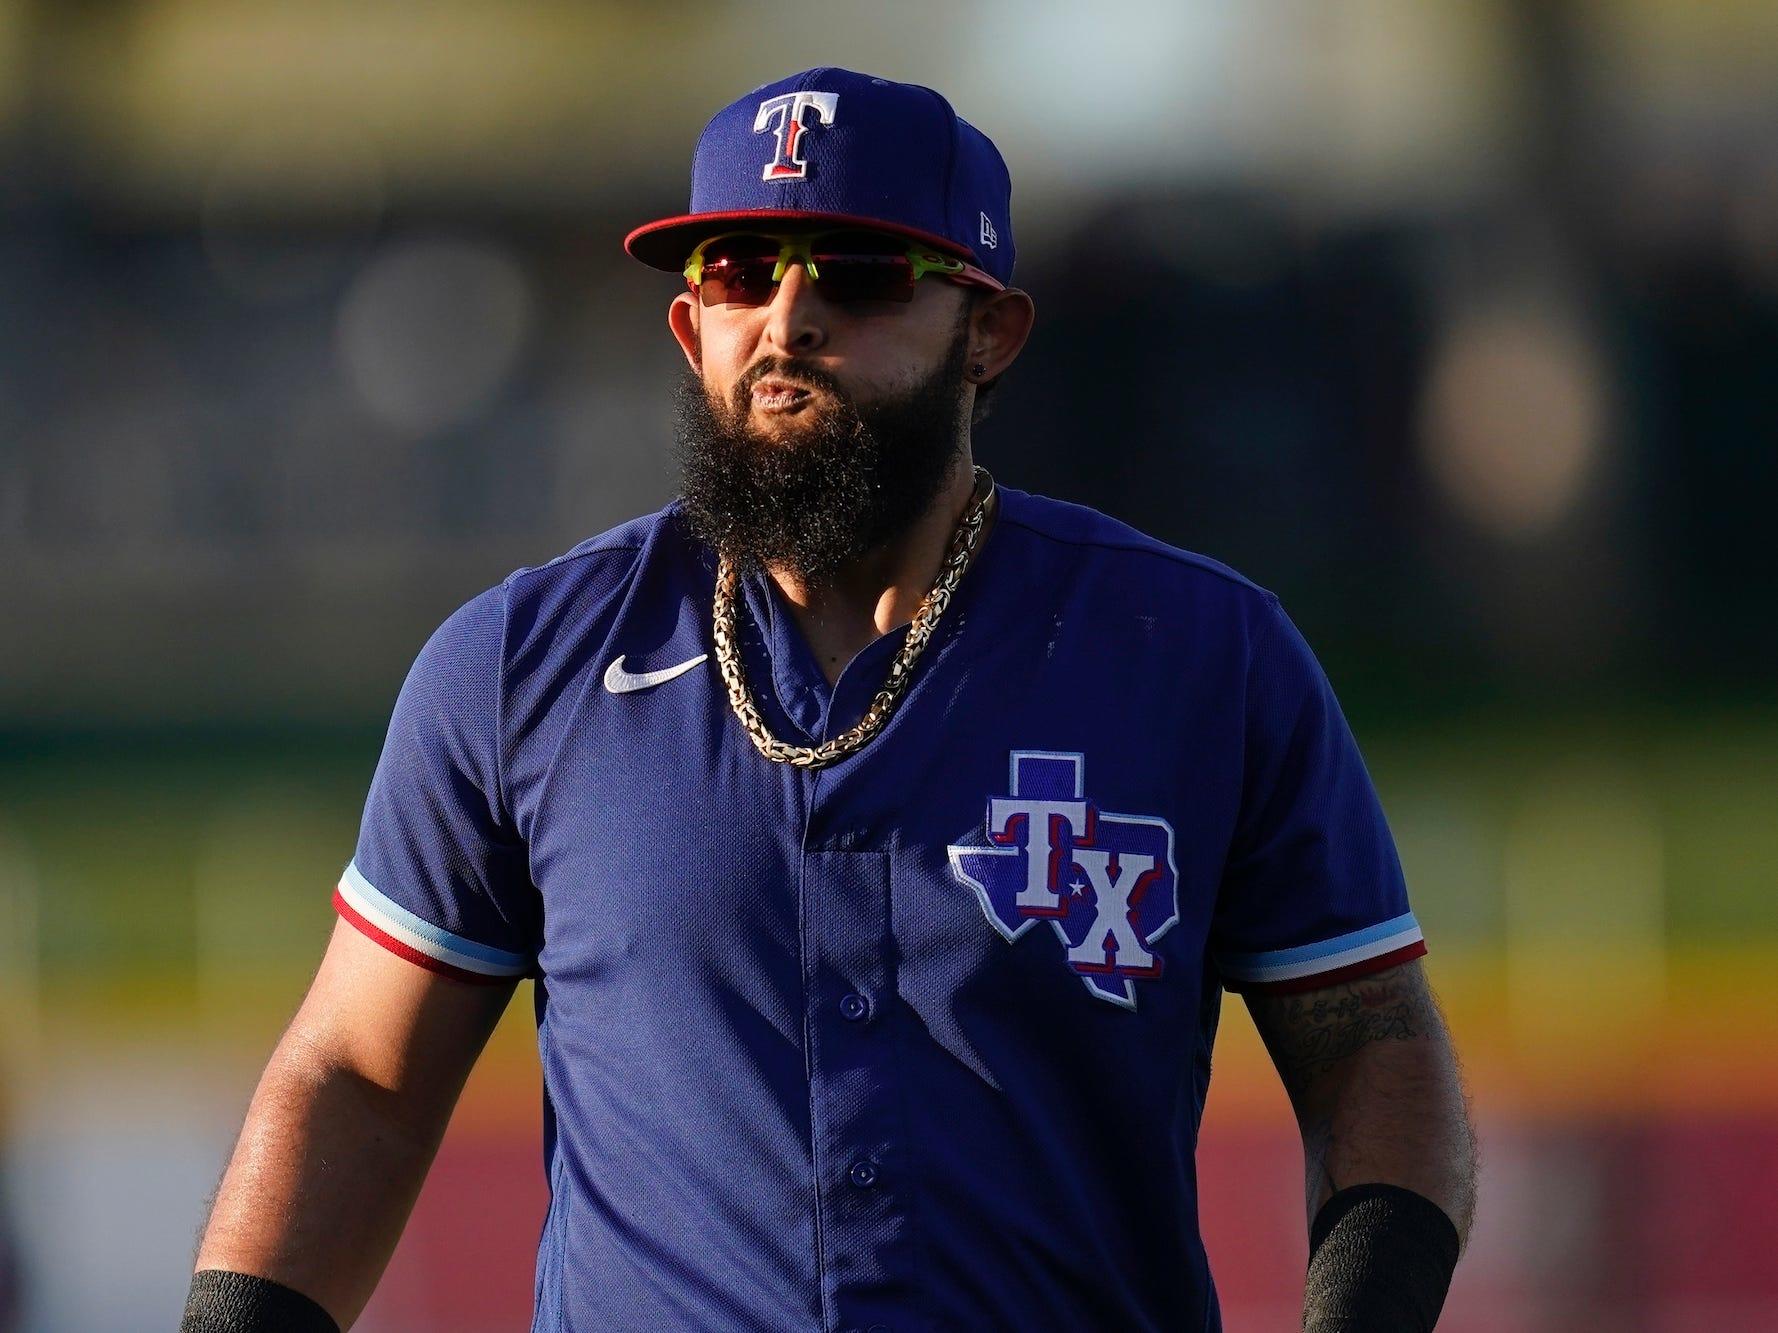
[1216,911,1419,970]
[342,861,530,970]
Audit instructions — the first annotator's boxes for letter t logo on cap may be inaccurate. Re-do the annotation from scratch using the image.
[754,91,839,182]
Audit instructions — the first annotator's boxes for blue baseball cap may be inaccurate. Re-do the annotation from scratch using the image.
[625,67,1015,289]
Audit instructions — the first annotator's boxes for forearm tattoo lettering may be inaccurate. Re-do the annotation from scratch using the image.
[1250,962,1437,1103]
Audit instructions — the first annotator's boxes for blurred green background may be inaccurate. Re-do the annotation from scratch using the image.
[2,1,1776,1329]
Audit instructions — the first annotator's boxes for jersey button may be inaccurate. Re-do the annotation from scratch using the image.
[847,1159,880,1189]
[839,992,870,1022]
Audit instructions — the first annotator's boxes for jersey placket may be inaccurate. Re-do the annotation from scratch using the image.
[748,573,928,1332]
[800,842,924,1333]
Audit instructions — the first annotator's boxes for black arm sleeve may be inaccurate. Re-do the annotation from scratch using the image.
[1302,1183,1460,1332]
[178,1270,340,1333]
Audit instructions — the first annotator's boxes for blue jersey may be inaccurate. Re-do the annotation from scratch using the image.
[334,483,1426,1333]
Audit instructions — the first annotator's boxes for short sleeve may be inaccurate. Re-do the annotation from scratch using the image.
[332,584,537,984]
[1209,594,1426,994]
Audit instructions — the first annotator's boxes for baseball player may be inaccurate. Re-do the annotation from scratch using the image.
[184,68,1477,1332]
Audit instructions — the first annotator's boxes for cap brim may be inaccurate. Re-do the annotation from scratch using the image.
[624,209,999,287]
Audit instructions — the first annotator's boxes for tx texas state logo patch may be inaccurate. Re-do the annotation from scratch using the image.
[947,751,1180,1011]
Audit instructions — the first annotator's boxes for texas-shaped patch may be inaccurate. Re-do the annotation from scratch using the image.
[947,751,1179,1010]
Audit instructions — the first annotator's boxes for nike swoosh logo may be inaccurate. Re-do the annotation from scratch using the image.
[603,652,709,694]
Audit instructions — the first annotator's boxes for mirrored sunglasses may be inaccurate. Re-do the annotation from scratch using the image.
[683,229,999,308]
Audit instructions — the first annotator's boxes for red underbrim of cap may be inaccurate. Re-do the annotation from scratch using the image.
[624,209,1004,289]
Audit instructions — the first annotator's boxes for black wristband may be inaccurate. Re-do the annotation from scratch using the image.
[1303,1183,1460,1333]
[179,1269,340,1333]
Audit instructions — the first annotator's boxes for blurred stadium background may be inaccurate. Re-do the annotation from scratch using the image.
[1,1,1776,1329]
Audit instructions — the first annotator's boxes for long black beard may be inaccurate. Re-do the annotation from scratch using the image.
[672,322,971,586]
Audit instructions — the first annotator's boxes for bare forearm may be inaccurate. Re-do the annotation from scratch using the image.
[1297,1032,1475,1248]
[1248,961,1479,1254]
[195,1038,448,1329]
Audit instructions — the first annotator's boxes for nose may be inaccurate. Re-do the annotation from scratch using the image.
[760,260,828,357]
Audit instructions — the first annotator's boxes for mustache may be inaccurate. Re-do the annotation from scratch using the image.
[736,358,848,402]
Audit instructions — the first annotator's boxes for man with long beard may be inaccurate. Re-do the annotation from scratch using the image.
[670,283,978,612]
[183,69,1475,1333]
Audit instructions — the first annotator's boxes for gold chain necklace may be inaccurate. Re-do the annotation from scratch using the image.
[712,465,997,769]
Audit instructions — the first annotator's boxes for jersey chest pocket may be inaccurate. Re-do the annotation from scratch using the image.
[527,767,806,993]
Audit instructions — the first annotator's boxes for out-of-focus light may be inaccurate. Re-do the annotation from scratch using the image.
[1502,759,1665,1063]
[0,828,41,1065]
[192,789,337,1036]
[1728,161,1778,295]
[1417,307,1609,542]
[0,397,25,541]
[972,0,1230,179]
[336,238,533,437]
[972,0,1505,200]
[201,124,386,304]
[0,4,24,134]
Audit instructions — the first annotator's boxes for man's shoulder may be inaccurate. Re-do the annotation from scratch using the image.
[502,503,687,597]
[421,502,696,666]
[998,485,1277,605]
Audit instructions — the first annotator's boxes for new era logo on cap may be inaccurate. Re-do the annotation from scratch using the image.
[623,67,1017,289]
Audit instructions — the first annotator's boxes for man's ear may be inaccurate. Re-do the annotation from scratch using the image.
[966,287,1036,382]
[668,292,701,373]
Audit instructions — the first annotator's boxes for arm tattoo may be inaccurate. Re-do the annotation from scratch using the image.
[1246,961,1437,1103]
[1246,960,1476,1236]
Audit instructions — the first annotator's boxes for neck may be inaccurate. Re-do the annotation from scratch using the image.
[766,452,988,687]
